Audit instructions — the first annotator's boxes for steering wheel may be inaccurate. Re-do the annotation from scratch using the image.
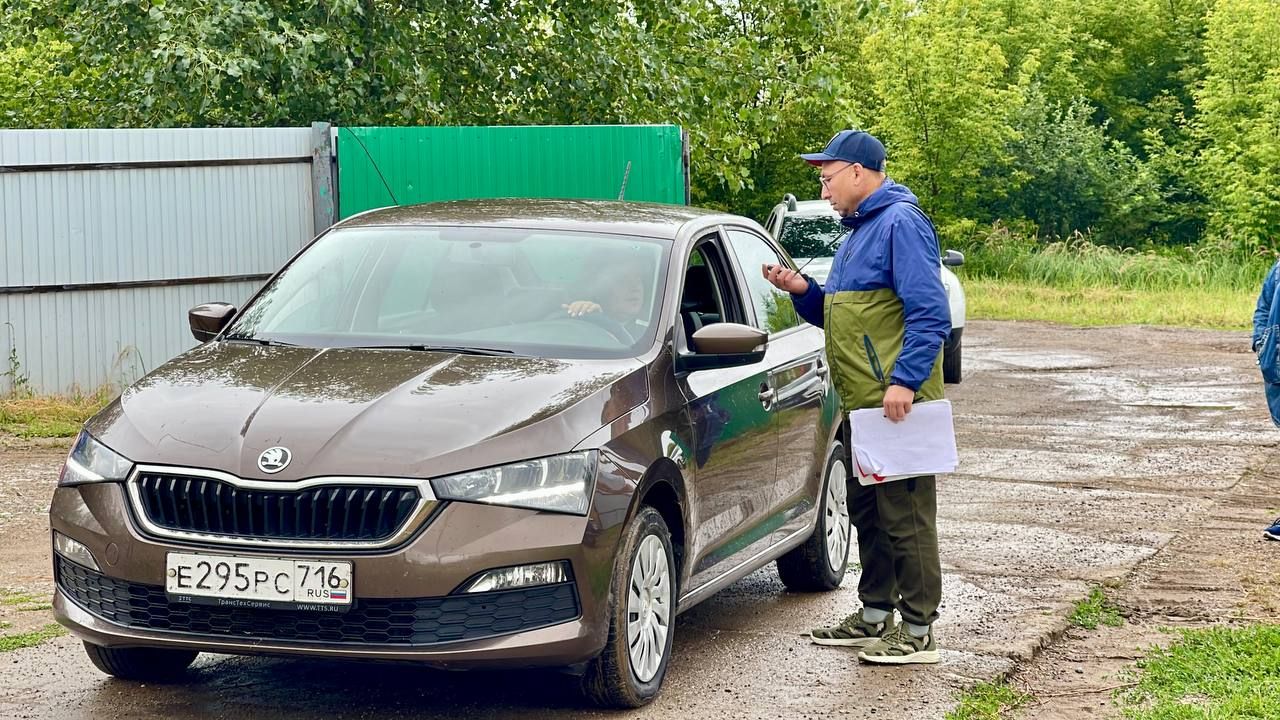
[542,308,633,345]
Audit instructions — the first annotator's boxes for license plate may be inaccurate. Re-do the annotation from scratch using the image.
[165,552,353,612]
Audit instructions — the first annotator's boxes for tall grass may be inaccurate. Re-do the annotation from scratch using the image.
[952,223,1272,293]
[966,280,1254,329]
[943,223,1268,329]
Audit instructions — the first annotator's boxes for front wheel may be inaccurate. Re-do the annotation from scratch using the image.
[776,440,851,592]
[581,506,677,708]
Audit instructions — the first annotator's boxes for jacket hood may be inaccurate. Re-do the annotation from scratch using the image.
[86,343,648,481]
[841,179,919,229]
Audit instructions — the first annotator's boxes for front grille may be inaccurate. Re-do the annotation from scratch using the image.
[56,557,580,646]
[133,472,422,543]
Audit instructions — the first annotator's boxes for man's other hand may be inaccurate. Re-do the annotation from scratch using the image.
[883,384,915,422]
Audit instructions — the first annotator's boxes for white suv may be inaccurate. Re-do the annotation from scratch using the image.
[765,195,966,383]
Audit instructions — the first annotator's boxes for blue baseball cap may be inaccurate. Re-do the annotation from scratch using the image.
[800,130,886,171]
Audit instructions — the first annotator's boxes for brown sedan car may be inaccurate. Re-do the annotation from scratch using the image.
[50,199,851,707]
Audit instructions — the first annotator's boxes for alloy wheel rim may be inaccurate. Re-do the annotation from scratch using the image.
[824,459,851,575]
[627,534,671,683]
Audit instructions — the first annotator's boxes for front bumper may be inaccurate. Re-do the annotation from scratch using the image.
[54,587,602,668]
[50,481,620,669]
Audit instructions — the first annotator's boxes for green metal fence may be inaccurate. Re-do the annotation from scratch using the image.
[336,124,688,218]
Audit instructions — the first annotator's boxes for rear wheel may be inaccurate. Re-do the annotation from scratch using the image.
[82,642,198,682]
[943,330,963,384]
[582,506,677,708]
[777,440,851,592]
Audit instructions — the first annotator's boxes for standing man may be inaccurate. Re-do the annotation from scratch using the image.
[762,130,951,665]
[1249,258,1280,541]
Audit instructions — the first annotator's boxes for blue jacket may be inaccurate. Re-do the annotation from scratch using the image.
[1251,259,1280,426]
[1252,259,1280,357]
[791,179,951,391]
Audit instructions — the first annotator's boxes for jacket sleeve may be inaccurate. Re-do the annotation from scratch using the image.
[1253,262,1279,350]
[790,277,825,329]
[888,212,951,391]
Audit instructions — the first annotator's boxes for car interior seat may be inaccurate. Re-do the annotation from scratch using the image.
[680,265,722,341]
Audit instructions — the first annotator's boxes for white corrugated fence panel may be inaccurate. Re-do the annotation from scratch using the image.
[1,281,264,394]
[0,127,316,394]
[0,128,314,287]
[0,128,311,165]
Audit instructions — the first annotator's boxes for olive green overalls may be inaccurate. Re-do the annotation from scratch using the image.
[825,287,944,628]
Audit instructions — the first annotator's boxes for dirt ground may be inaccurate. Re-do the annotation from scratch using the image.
[1009,441,1280,719]
[0,319,1277,719]
[0,437,65,638]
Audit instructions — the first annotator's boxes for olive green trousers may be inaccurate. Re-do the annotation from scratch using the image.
[849,474,941,627]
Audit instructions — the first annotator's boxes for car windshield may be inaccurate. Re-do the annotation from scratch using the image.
[223,226,670,359]
[778,214,846,258]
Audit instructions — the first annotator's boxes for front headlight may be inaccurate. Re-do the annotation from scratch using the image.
[431,451,597,516]
[58,431,133,486]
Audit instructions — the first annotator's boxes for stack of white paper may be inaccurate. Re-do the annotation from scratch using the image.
[849,399,958,486]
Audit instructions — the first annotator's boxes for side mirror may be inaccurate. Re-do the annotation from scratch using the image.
[942,249,965,267]
[676,323,768,372]
[189,302,237,343]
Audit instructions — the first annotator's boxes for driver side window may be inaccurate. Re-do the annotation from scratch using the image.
[679,238,747,352]
[680,246,723,341]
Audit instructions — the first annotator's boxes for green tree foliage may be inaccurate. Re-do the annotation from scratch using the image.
[1195,0,1280,253]
[1004,91,1161,243]
[0,0,1278,253]
[1,0,850,217]
[0,31,96,126]
[1068,0,1210,152]
[859,0,1022,221]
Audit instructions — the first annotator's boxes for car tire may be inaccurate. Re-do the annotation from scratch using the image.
[943,331,963,384]
[82,642,199,682]
[581,506,677,709]
[776,440,851,592]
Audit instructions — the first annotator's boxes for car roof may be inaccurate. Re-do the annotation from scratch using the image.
[785,200,840,218]
[334,199,728,239]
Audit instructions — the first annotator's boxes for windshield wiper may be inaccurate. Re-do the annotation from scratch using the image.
[222,335,299,347]
[352,344,515,356]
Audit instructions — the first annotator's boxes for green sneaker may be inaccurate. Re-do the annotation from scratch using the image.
[810,610,896,647]
[857,623,940,665]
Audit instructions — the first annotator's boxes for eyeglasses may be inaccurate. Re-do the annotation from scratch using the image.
[819,163,856,187]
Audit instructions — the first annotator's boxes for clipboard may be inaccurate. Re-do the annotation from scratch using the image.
[849,399,958,486]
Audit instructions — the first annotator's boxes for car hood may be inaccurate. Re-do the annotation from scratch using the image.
[87,343,648,481]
